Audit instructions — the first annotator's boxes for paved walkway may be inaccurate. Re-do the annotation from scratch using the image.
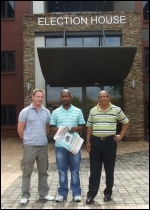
[1,139,149,209]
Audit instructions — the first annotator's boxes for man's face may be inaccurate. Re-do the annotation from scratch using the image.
[32,91,44,106]
[60,92,72,106]
[98,92,110,106]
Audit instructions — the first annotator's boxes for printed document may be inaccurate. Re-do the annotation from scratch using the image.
[54,126,84,154]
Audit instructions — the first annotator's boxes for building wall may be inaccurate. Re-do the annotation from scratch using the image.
[1,1,30,138]
[34,36,46,106]
[1,1,148,140]
[23,12,143,140]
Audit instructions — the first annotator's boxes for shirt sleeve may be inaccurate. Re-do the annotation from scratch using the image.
[86,111,93,127]
[50,111,57,126]
[18,109,27,122]
[78,110,86,125]
[117,108,129,124]
[46,109,51,124]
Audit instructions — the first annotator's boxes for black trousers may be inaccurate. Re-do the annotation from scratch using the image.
[87,135,117,198]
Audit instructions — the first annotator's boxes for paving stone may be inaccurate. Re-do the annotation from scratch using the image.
[1,140,149,209]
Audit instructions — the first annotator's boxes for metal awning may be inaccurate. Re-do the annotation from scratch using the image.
[37,46,137,87]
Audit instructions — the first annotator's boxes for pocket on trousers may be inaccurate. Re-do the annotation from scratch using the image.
[20,159,34,175]
[20,159,25,172]
[47,159,50,172]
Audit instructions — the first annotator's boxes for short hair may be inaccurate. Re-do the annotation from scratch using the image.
[60,89,72,96]
[32,89,45,96]
[98,90,110,97]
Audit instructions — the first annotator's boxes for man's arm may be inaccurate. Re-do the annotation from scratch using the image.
[69,125,85,133]
[17,121,26,139]
[114,122,129,142]
[86,126,93,153]
[120,123,129,137]
[46,123,50,135]
[50,125,59,133]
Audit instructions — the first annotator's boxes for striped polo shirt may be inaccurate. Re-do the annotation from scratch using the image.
[18,104,51,145]
[86,102,129,137]
[50,105,85,148]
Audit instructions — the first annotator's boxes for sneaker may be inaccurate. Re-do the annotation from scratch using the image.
[55,195,66,202]
[74,195,81,202]
[20,197,28,204]
[40,195,54,201]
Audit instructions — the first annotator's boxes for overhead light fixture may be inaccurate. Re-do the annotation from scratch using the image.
[94,82,99,86]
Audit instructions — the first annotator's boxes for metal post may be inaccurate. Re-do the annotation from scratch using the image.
[63,24,66,46]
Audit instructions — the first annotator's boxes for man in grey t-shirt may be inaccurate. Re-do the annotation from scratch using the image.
[18,89,54,204]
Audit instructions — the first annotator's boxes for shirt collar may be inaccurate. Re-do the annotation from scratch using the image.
[60,104,73,112]
[30,103,44,110]
[97,102,112,111]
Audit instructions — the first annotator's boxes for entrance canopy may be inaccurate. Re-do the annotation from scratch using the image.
[37,46,137,87]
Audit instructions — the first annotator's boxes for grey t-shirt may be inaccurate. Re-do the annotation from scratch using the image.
[18,104,51,146]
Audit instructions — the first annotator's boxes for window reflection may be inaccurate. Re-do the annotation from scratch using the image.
[104,85,122,108]
[46,86,63,113]
[46,38,63,47]
[46,36,120,47]
[67,87,82,109]
[103,37,121,46]
[67,38,82,47]
[84,37,99,46]
[86,87,100,100]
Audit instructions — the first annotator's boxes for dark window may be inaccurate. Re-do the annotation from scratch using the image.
[48,1,64,12]
[97,1,114,11]
[1,105,16,125]
[1,51,15,72]
[142,1,149,21]
[65,1,80,12]
[1,1,15,18]
[81,1,97,11]
[144,47,149,76]
[47,1,114,13]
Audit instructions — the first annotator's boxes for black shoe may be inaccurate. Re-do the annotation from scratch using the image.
[86,197,94,204]
[104,194,111,202]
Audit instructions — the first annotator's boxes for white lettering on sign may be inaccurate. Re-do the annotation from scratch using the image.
[38,16,126,26]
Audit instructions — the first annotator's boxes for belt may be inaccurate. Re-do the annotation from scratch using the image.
[93,135,114,140]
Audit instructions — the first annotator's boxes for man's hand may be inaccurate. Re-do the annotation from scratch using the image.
[86,142,91,153]
[69,127,77,133]
[114,134,123,142]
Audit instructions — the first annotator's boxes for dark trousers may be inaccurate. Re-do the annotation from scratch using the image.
[87,136,117,198]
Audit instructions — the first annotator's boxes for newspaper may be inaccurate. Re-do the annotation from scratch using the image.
[53,126,84,154]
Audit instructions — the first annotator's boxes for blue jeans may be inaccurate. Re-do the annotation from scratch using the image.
[55,147,81,198]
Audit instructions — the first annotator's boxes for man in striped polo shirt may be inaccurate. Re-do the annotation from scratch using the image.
[18,89,54,204]
[85,90,129,204]
[50,89,85,202]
